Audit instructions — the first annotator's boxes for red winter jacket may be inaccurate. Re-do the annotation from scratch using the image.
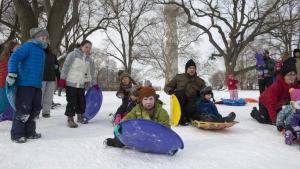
[0,57,8,88]
[227,79,238,90]
[259,75,300,123]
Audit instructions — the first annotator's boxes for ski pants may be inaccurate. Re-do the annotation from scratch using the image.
[11,86,42,139]
[65,86,85,117]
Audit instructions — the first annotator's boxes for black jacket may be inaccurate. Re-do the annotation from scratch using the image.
[43,48,60,81]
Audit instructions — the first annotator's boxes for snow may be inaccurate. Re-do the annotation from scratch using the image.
[1,90,300,169]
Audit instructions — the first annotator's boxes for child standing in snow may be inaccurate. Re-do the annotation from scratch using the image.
[59,40,97,128]
[104,86,170,148]
[192,86,236,123]
[226,73,239,100]
[8,28,48,143]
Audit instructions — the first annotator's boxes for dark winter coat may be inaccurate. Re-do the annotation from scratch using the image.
[43,48,60,81]
[262,57,275,77]
[194,98,222,119]
[283,57,296,72]
[259,75,300,123]
[8,41,45,88]
[115,99,137,116]
[164,73,206,99]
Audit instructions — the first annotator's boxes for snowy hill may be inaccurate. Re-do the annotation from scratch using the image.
[1,90,300,169]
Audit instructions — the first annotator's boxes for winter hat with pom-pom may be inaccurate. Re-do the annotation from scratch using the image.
[289,88,300,109]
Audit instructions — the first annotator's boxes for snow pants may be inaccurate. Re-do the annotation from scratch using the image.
[65,86,85,117]
[11,86,42,140]
[258,77,273,94]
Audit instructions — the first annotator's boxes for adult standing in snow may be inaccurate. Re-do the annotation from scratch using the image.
[59,40,97,128]
[257,50,275,94]
[164,59,206,125]
[40,46,60,118]
[251,64,300,125]
[7,28,49,143]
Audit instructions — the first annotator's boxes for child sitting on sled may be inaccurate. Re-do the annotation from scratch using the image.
[277,88,300,147]
[112,86,139,125]
[192,86,236,123]
[104,86,170,148]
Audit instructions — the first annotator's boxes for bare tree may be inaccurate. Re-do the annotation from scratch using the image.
[103,0,156,74]
[135,5,202,83]
[158,0,299,76]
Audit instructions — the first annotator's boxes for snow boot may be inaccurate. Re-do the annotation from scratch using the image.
[224,112,236,122]
[67,116,78,128]
[103,138,125,148]
[77,114,88,124]
[284,130,294,145]
[27,133,42,139]
[12,137,27,143]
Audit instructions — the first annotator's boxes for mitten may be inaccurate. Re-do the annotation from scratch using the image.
[6,73,17,86]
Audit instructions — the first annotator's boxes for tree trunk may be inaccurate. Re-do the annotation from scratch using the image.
[47,0,72,55]
[13,0,38,41]
[164,4,179,84]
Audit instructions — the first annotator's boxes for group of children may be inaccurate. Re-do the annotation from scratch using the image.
[252,49,300,149]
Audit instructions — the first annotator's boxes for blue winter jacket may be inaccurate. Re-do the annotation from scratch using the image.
[195,98,222,119]
[8,41,45,88]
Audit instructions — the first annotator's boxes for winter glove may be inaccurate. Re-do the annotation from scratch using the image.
[114,114,122,125]
[277,126,284,132]
[58,79,66,88]
[6,73,17,86]
[114,124,121,137]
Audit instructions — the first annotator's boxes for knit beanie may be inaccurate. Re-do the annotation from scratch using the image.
[280,64,296,77]
[200,86,213,96]
[185,59,196,72]
[30,28,49,38]
[138,86,156,102]
[290,88,300,109]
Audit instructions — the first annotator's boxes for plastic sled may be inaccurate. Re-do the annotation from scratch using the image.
[117,119,184,155]
[244,98,258,103]
[170,94,181,126]
[84,85,103,120]
[192,120,239,130]
[0,104,14,122]
[0,88,8,113]
[221,98,246,106]
[5,82,16,111]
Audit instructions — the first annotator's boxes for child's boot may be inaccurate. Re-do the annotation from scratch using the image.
[224,112,236,122]
[77,114,88,124]
[284,130,294,145]
[67,116,78,128]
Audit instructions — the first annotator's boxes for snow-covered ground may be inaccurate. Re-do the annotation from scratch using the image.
[1,90,300,169]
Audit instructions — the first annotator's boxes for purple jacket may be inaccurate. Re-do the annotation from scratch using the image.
[290,111,300,132]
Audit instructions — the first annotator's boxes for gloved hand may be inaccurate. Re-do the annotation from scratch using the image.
[114,125,121,137]
[6,73,17,86]
[114,114,122,125]
[58,79,66,88]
